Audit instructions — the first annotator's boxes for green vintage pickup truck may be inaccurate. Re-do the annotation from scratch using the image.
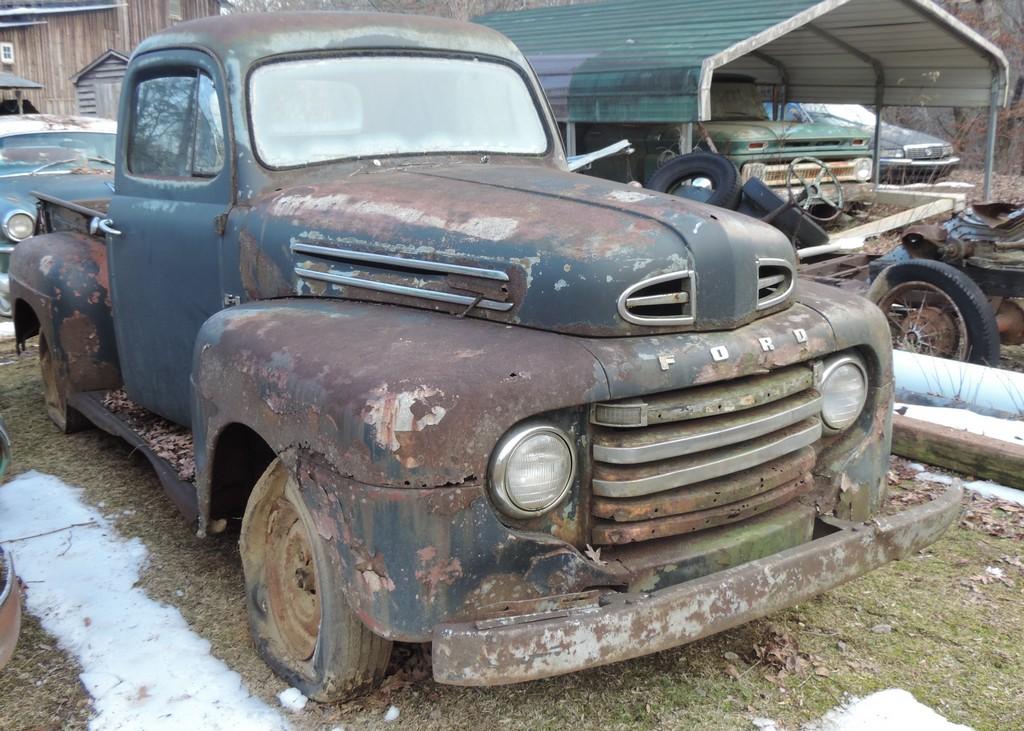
[579,75,874,198]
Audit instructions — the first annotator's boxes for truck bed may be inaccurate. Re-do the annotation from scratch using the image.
[33,191,111,238]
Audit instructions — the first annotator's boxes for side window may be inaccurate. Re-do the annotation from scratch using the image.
[193,74,225,177]
[128,70,225,179]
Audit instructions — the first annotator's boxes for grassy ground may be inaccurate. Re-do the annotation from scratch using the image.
[1,334,1022,731]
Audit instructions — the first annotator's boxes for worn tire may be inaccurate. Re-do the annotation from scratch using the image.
[645,152,742,210]
[240,458,391,702]
[867,260,1000,366]
[38,333,90,433]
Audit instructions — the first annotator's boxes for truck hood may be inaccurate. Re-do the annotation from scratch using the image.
[242,163,796,337]
[708,120,872,145]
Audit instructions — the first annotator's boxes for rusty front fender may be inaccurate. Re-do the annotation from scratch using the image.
[432,482,963,686]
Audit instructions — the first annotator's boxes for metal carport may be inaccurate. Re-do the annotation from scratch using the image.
[478,0,1010,198]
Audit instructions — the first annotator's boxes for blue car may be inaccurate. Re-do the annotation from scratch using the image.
[0,115,116,318]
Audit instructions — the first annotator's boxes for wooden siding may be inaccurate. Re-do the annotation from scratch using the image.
[0,1,221,115]
[75,53,127,118]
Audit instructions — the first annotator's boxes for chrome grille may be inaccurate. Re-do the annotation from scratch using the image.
[753,161,858,186]
[905,144,948,160]
[590,364,821,545]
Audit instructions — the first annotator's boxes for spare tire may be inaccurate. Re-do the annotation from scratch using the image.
[645,152,742,210]
[866,259,1000,366]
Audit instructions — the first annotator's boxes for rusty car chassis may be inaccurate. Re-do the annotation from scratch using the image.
[8,13,957,698]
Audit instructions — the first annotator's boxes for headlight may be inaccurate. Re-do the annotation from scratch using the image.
[3,210,34,242]
[853,158,873,182]
[741,162,767,183]
[490,425,575,518]
[820,354,868,431]
[882,148,904,159]
[942,144,954,158]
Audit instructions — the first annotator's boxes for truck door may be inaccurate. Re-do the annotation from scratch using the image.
[105,51,231,426]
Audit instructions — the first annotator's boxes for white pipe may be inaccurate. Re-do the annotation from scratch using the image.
[796,235,865,260]
[893,350,1024,418]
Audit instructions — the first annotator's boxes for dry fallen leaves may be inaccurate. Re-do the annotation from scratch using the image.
[102,389,196,482]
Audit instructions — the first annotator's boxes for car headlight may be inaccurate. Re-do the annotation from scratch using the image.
[882,148,904,159]
[820,354,868,431]
[741,162,767,183]
[853,158,873,182]
[942,144,954,158]
[3,210,34,242]
[490,425,575,518]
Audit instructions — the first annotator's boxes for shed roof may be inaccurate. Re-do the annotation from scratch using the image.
[478,0,1010,123]
[0,71,42,89]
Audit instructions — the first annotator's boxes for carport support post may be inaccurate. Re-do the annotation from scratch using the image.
[872,85,883,188]
[983,72,1000,201]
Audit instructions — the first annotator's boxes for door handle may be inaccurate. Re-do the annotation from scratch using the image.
[90,217,122,237]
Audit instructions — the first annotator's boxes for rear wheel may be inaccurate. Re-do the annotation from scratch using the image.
[867,260,1000,365]
[240,458,391,702]
[38,333,89,433]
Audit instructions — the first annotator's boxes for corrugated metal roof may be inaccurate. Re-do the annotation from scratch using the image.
[478,0,1009,123]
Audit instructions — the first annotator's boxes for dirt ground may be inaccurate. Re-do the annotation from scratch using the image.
[1,331,1023,731]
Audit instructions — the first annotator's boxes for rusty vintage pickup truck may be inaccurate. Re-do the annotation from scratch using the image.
[8,13,959,701]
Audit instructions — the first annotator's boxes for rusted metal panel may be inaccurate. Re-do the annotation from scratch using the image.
[0,548,22,671]
[8,229,121,394]
[431,483,963,686]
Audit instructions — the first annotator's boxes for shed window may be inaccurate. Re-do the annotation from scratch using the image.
[0,44,13,65]
[128,71,225,179]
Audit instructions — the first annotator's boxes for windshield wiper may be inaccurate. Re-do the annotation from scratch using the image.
[88,156,115,166]
[29,158,78,175]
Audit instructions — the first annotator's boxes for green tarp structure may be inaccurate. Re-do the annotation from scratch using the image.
[478,0,1009,124]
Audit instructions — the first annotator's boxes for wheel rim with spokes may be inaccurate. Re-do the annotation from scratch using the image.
[877,280,969,359]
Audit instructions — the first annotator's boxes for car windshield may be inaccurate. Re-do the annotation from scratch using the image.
[711,83,768,121]
[249,56,549,167]
[802,103,876,127]
[0,131,116,176]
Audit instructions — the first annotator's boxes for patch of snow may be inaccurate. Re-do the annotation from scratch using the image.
[0,320,14,340]
[752,719,779,730]
[897,403,1024,446]
[804,688,971,730]
[277,687,307,712]
[985,566,1005,579]
[0,471,287,731]
[915,470,1024,507]
[384,705,401,722]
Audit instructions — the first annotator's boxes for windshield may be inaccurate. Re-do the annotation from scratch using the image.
[711,82,768,121]
[802,103,876,127]
[249,56,549,167]
[0,131,115,176]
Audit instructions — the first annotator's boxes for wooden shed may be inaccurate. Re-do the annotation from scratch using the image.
[71,49,127,118]
[0,1,223,116]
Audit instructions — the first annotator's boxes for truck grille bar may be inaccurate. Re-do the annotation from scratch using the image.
[590,364,822,545]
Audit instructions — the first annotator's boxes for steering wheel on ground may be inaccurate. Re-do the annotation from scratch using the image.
[784,156,845,223]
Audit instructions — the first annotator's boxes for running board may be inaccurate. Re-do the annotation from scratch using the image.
[68,391,199,524]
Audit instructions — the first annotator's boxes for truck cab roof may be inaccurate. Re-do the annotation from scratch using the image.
[135,11,530,69]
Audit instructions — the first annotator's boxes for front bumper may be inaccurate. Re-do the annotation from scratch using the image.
[432,483,961,685]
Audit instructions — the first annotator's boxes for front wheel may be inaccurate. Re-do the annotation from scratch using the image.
[867,260,1000,365]
[240,458,391,702]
